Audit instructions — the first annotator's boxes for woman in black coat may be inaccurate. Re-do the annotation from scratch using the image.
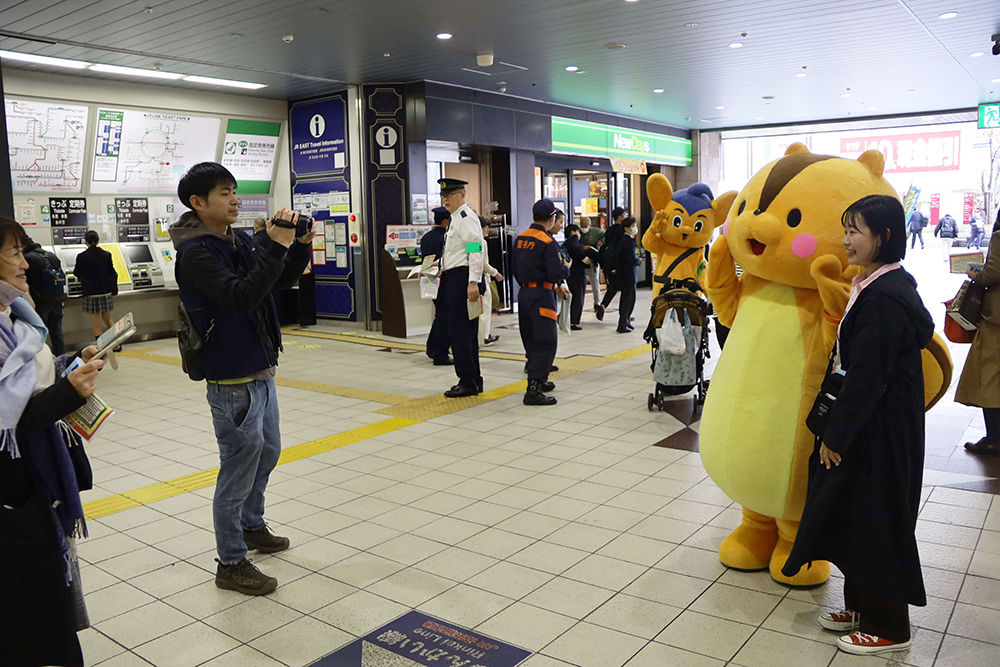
[73,230,118,340]
[784,195,933,657]
[0,217,105,667]
[563,224,586,330]
[615,216,641,333]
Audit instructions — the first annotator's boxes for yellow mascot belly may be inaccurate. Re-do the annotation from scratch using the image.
[700,282,806,519]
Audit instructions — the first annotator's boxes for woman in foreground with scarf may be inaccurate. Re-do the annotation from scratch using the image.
[0,216,105,667]
[783,195,934,657]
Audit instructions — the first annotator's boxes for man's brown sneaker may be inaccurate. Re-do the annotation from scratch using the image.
[215,558,277,596]
[243,525,290,553]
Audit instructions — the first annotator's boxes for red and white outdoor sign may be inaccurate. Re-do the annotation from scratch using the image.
[930,194,940,226]
[839,130,961,173]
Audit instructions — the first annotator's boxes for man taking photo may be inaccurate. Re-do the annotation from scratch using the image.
[170,162,315,596]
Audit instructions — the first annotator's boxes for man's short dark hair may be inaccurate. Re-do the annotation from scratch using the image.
[565,224,580,235]
[623,215,637,229]
[178,162,237,210]
[842,195,906,264]
[84,230,100,246]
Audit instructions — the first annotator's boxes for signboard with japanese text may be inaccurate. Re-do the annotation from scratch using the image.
[309,611,531,667]
[964,192,975,224]
[221,119,281,194]
[235,196,269,229]
[609,157,648,174]
[930,193,940,226]
[289,96,347,178]
[839,131,961,173]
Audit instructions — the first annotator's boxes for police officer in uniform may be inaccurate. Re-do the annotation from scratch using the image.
[437,178,487,397]
[422,206,452,365]
[514,199,571,405]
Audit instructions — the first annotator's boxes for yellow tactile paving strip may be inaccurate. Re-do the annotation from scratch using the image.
[88,337,643,519]
[282,327,529,362]
[119,348,411,405]
[82,417,418,520]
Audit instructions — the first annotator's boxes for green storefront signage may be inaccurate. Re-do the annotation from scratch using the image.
[980,103,1000,130]
[551,117,692,166]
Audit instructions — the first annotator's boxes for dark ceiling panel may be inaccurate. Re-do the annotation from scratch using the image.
[0,0,996,130]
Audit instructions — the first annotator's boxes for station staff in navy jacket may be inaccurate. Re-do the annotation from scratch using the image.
[169,162,314,597]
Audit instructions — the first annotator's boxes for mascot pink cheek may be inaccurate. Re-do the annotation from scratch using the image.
[791,233,818,258]
[723,220,730,237]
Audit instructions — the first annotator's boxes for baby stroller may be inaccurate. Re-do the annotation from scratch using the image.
[643,276,714,410]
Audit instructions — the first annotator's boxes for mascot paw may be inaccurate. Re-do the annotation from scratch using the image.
[719,523,779,571]
[808,254,844,286]
[769,538,831,588]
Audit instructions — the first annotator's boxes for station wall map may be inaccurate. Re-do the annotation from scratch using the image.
[5,98,89,193]
[89,107,220,194]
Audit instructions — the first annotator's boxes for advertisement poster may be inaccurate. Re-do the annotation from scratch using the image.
[930,193,940,226]
[221,119,281,194]
[964,192,975,224]
[91,108,220,193]
[289,96,347,177]
[839,130,961,173]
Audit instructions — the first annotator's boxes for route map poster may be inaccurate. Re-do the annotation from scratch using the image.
[5,98,89,193]
[90,108,220,194]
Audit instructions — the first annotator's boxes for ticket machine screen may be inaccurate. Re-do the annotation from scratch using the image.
[125,244,155,264]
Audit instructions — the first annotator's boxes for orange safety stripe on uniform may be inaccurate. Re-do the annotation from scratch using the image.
[521,282,554,290]
[539,308,558,320]
[519,228,553,244]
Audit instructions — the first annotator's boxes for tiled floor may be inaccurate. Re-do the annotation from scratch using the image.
[69,239,1000,667]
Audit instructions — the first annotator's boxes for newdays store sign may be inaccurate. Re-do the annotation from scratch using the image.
[551,117,692,167]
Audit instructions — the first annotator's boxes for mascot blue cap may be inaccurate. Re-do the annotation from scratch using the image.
[672,183,715,215]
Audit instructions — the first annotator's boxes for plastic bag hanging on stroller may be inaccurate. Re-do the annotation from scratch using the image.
[643,283,713,409]
[653,309,697,386]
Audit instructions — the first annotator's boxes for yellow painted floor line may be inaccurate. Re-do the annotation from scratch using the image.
[120,348,411,405]
[606,342,652,360]
[82,417,418,520]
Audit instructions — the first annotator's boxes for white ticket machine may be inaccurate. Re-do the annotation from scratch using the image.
[122,243,165,290]
[52,245,86,297]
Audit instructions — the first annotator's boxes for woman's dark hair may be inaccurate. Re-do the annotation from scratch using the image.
[85,230,100,246]
[841,195,906,264]
[0,216,29,254]
[177,162,237,210]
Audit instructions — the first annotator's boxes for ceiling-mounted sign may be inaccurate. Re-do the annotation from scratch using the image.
[980,102,1000,130]
[610,157,648,174]
[221,119,281,194]
[289,96,347,177]
[551,117,692,166]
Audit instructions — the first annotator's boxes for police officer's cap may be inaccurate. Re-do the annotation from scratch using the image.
[432,207,450,225]
[438,178,468,195]
[532,198,558,221]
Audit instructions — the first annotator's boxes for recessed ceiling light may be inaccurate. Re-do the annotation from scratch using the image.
[755,116,764,120]
[625,0,640,3]
[869,107,878,111]
[841,93,851,98]
[605,43,627,50]
[715,105,725,109]
[795,72,807,77]
[0,49,90,69]
[762,95,775,100]
[685,23,698,27]
[729,42,744,48]
[89,63,184,79]
[383,53,390,57]
[698,119,711,123]
[939,11,958,19]
[182,75,267,89]
[437,32,452,40]
[565,66,579,72]
[970,52,985,57]
[652,88,664,93]
[993,77,1000,83]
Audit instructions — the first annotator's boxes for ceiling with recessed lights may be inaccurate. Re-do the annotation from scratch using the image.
[0,0,997,130]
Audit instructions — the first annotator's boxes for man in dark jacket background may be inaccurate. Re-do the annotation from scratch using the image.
[169,162,314,597]
[596,206,628,321]
[421,206,452,365]
[907,210,925,249]
[23,237,67,354]
[933,213,958,239]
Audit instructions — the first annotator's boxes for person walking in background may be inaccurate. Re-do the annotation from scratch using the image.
[563,223,586,330]
[0,216,106,667]
[73,231,118,342]
[578,216,604,309]
[968,211,985,249]
[251,216,269,248]
[957,208,1000,455]
[422,207,452,365]
[480,218,503,347]
[784,195,932,656]
[615,216,641,333]
[596,206,628,321]
[907,209,925,249]
[23,236,67,355]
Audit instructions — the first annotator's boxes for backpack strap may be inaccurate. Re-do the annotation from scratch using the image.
[654,247,701,284]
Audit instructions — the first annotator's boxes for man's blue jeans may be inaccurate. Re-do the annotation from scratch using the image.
[206,379,281,564]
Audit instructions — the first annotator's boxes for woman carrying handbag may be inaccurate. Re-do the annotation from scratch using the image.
[957,208,1000,455]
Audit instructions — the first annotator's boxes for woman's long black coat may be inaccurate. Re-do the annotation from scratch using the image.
[783,268,934,607]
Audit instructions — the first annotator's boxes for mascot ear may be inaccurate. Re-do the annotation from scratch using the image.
[712,191,738,228]
[647,173,674,211]
[784,142,811,156]
[856,150,886,178]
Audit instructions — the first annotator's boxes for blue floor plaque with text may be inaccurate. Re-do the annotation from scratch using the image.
[309,611,531,667]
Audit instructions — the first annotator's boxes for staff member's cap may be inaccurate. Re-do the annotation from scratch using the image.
[438,178,468,195]
[432,206,450,225]
[532,198,558,220]
[612,206,627,220]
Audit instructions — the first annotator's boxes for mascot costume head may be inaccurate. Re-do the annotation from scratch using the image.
[644,175,736,297]
[699,143,951,587]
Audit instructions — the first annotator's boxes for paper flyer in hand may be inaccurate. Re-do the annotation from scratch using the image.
[64,393,114,441]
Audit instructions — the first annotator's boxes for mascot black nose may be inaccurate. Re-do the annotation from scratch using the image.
[754,209,763,215]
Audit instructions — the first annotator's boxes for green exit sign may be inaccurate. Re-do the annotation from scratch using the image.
[979,102,1000,129]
